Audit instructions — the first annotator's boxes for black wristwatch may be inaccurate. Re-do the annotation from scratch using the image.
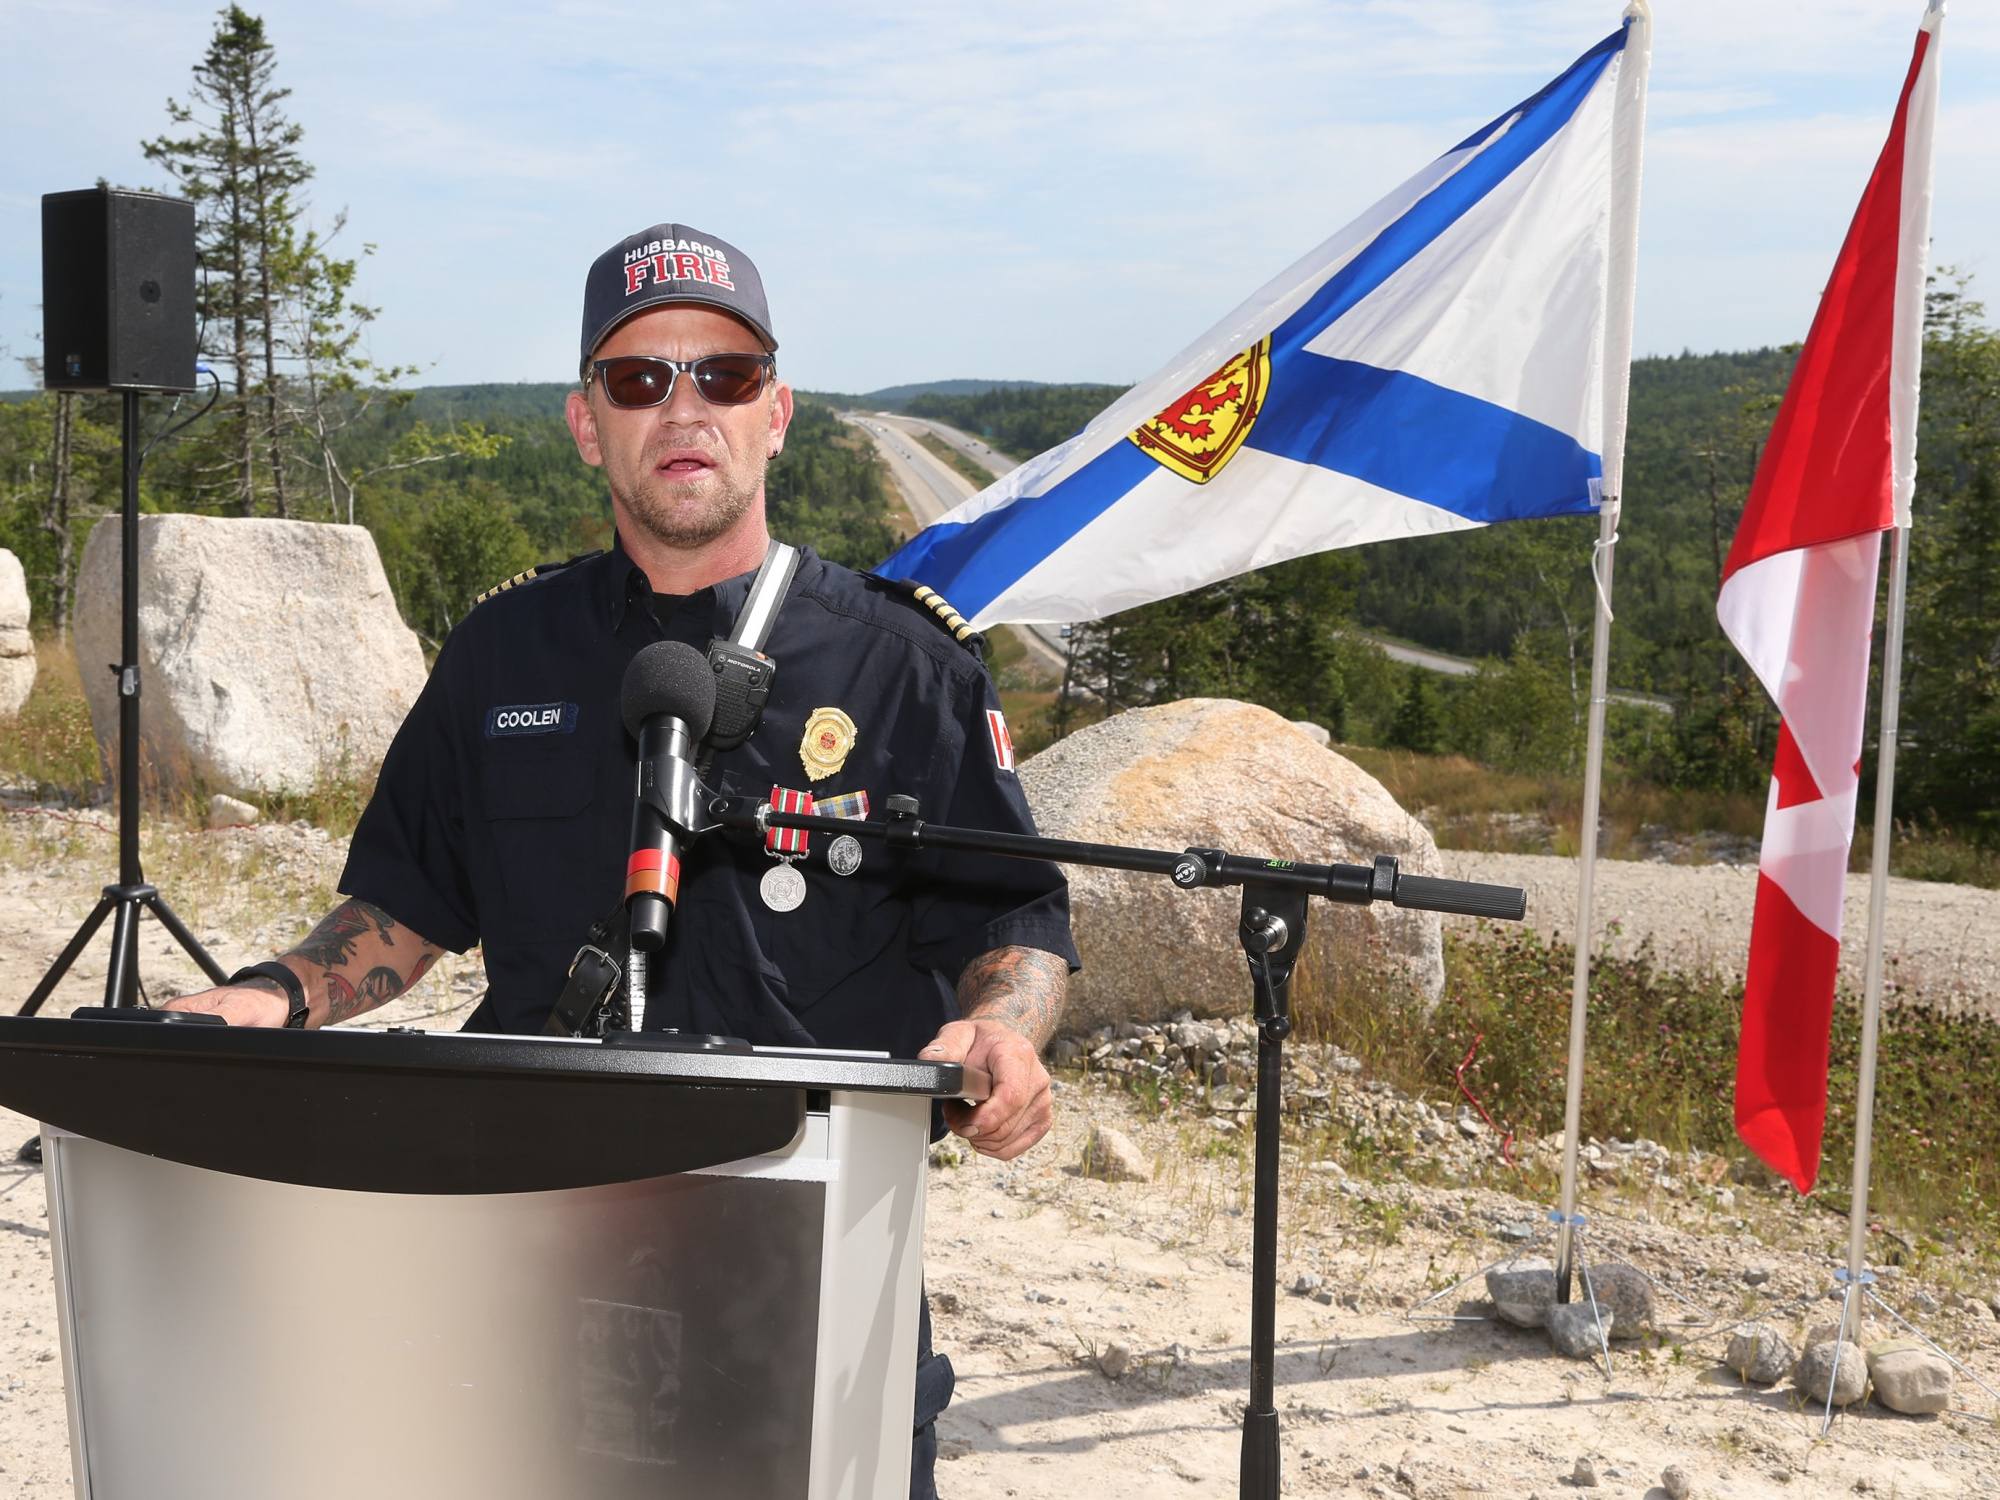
[228,962,310,1029]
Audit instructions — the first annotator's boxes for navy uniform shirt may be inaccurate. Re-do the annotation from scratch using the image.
[340,540,1077,1056]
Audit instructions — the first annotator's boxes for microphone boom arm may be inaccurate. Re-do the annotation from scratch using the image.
[704,795,1526,920]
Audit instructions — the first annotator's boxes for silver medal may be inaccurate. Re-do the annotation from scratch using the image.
[760,859,807,912]
[828,834,864,877]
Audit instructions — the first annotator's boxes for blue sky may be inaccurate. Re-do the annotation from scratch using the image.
[3,1,1996,394]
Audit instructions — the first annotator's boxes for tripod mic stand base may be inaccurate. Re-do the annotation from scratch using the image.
[19,881,229,1017]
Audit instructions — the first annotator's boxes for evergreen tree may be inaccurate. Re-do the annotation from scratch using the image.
[1386,666,1442,754]
[144,5,312,515]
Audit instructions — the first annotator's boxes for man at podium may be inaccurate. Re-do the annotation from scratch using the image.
[169,222,1078,1498]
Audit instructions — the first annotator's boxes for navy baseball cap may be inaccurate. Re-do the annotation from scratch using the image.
[579,223,776,376]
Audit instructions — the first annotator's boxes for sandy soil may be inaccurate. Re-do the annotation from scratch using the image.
[1438,851,2000,1016]
[3,1078,1995,1498]
[3,813,1999,1496]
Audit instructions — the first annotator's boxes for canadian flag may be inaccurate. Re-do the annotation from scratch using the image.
[1717,3,1942,1195]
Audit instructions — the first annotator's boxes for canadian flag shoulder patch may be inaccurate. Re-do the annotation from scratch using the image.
[985,709,1016,773]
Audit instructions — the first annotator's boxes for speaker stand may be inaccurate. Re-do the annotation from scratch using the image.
[19,390,229,1020]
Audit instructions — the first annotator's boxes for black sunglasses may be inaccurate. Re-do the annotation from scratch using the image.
[590,353,775,409]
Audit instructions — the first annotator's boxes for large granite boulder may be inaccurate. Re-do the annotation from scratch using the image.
[1019,700,1444,1030]
[75,515,427,796]
[0,548,33,717]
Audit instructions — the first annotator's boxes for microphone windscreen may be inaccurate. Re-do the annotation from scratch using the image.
[620,640,718,741]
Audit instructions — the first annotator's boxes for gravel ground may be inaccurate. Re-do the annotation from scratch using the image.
[1438,851,2000,1015]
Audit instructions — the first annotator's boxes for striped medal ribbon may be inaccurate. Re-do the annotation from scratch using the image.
[761,786,813,912]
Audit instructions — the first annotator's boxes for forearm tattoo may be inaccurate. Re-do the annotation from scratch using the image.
[285,899,437,1026]
[956,946,1069,1048]
[292,899,398,971]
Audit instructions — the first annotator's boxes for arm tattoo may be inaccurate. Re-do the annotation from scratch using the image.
[956,946,1069,1048]
[292,899,400,970]
[286,898,438,1026]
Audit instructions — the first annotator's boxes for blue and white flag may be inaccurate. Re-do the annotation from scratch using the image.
[880,23,1638,627]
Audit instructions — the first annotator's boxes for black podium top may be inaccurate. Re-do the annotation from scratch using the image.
[0,1014,986,1195]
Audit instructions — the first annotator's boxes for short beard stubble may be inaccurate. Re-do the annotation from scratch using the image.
[603,398,773,551]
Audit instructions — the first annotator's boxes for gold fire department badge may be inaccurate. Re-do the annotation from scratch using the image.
[1127,337,1272,484]
[799,707,858,782]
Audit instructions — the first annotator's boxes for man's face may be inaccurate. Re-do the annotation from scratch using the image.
[565,304,793,551]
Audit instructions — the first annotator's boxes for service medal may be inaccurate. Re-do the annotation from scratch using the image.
[828,834,863,877]
[760,860,807,913]
[800,707,857,782]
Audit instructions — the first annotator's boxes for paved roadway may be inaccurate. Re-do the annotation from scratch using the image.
[841,413,1070,677]
[875,413,1018,477]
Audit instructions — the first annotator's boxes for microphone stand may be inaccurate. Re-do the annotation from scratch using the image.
[698,791,1527,1500]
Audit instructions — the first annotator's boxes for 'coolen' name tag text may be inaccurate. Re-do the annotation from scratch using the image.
[485,702,579,738]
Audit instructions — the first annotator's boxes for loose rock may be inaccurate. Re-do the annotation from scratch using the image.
[1807,1316,1880,1350]
[1660,1462,1692,1500]
[207,793,259,829]
[1097,1342,1132,1379]
[1867,1339,1953,1415]
[1547,1301,1613,1359]
[1079,1125,1152,1183]
[1486,1259,1557,1328]
[1578,1263,1653,1337]
[1571,1455,1600,1487]
[1794,1340,1868,1406]
[1723,1323,1795,1385]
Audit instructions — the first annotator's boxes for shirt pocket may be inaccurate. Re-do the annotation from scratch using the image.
[480,752,615,944]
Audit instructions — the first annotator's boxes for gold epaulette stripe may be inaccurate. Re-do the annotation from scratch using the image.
[474,566,542,606]
[911,584,979,642]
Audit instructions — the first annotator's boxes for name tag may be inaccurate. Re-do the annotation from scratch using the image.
[485,702,579,738]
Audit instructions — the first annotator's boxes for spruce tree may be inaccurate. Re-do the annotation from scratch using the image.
[144,5,310,516]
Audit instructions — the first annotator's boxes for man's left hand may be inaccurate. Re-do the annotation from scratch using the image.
[920,1018,1052,1160]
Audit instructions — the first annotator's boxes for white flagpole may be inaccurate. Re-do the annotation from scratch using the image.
[1836,0,1944,1357]
[1838,526,1908,1341]
[1554,0,1651,1301]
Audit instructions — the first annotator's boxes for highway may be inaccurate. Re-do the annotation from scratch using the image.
[841,412,1071,678]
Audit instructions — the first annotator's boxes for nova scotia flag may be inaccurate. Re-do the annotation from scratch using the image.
[880,21,1642,627]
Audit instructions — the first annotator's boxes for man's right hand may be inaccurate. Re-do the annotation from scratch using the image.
[163,979,295,1028]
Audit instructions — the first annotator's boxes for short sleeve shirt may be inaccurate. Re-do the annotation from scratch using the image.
[339,540,1077,1056]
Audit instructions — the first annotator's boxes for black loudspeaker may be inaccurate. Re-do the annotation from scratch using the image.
[42,188,198,393]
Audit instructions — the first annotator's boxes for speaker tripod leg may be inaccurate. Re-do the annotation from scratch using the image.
[103,896,142,1008]
[17,897,118,1016]
[143,892,229,986]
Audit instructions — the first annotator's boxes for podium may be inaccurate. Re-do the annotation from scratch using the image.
[0,1012,983,1500]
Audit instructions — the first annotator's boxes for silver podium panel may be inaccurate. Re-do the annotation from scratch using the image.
[45,1090,930,1500]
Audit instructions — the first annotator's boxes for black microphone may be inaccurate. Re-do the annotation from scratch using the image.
[619,642,718,1029]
